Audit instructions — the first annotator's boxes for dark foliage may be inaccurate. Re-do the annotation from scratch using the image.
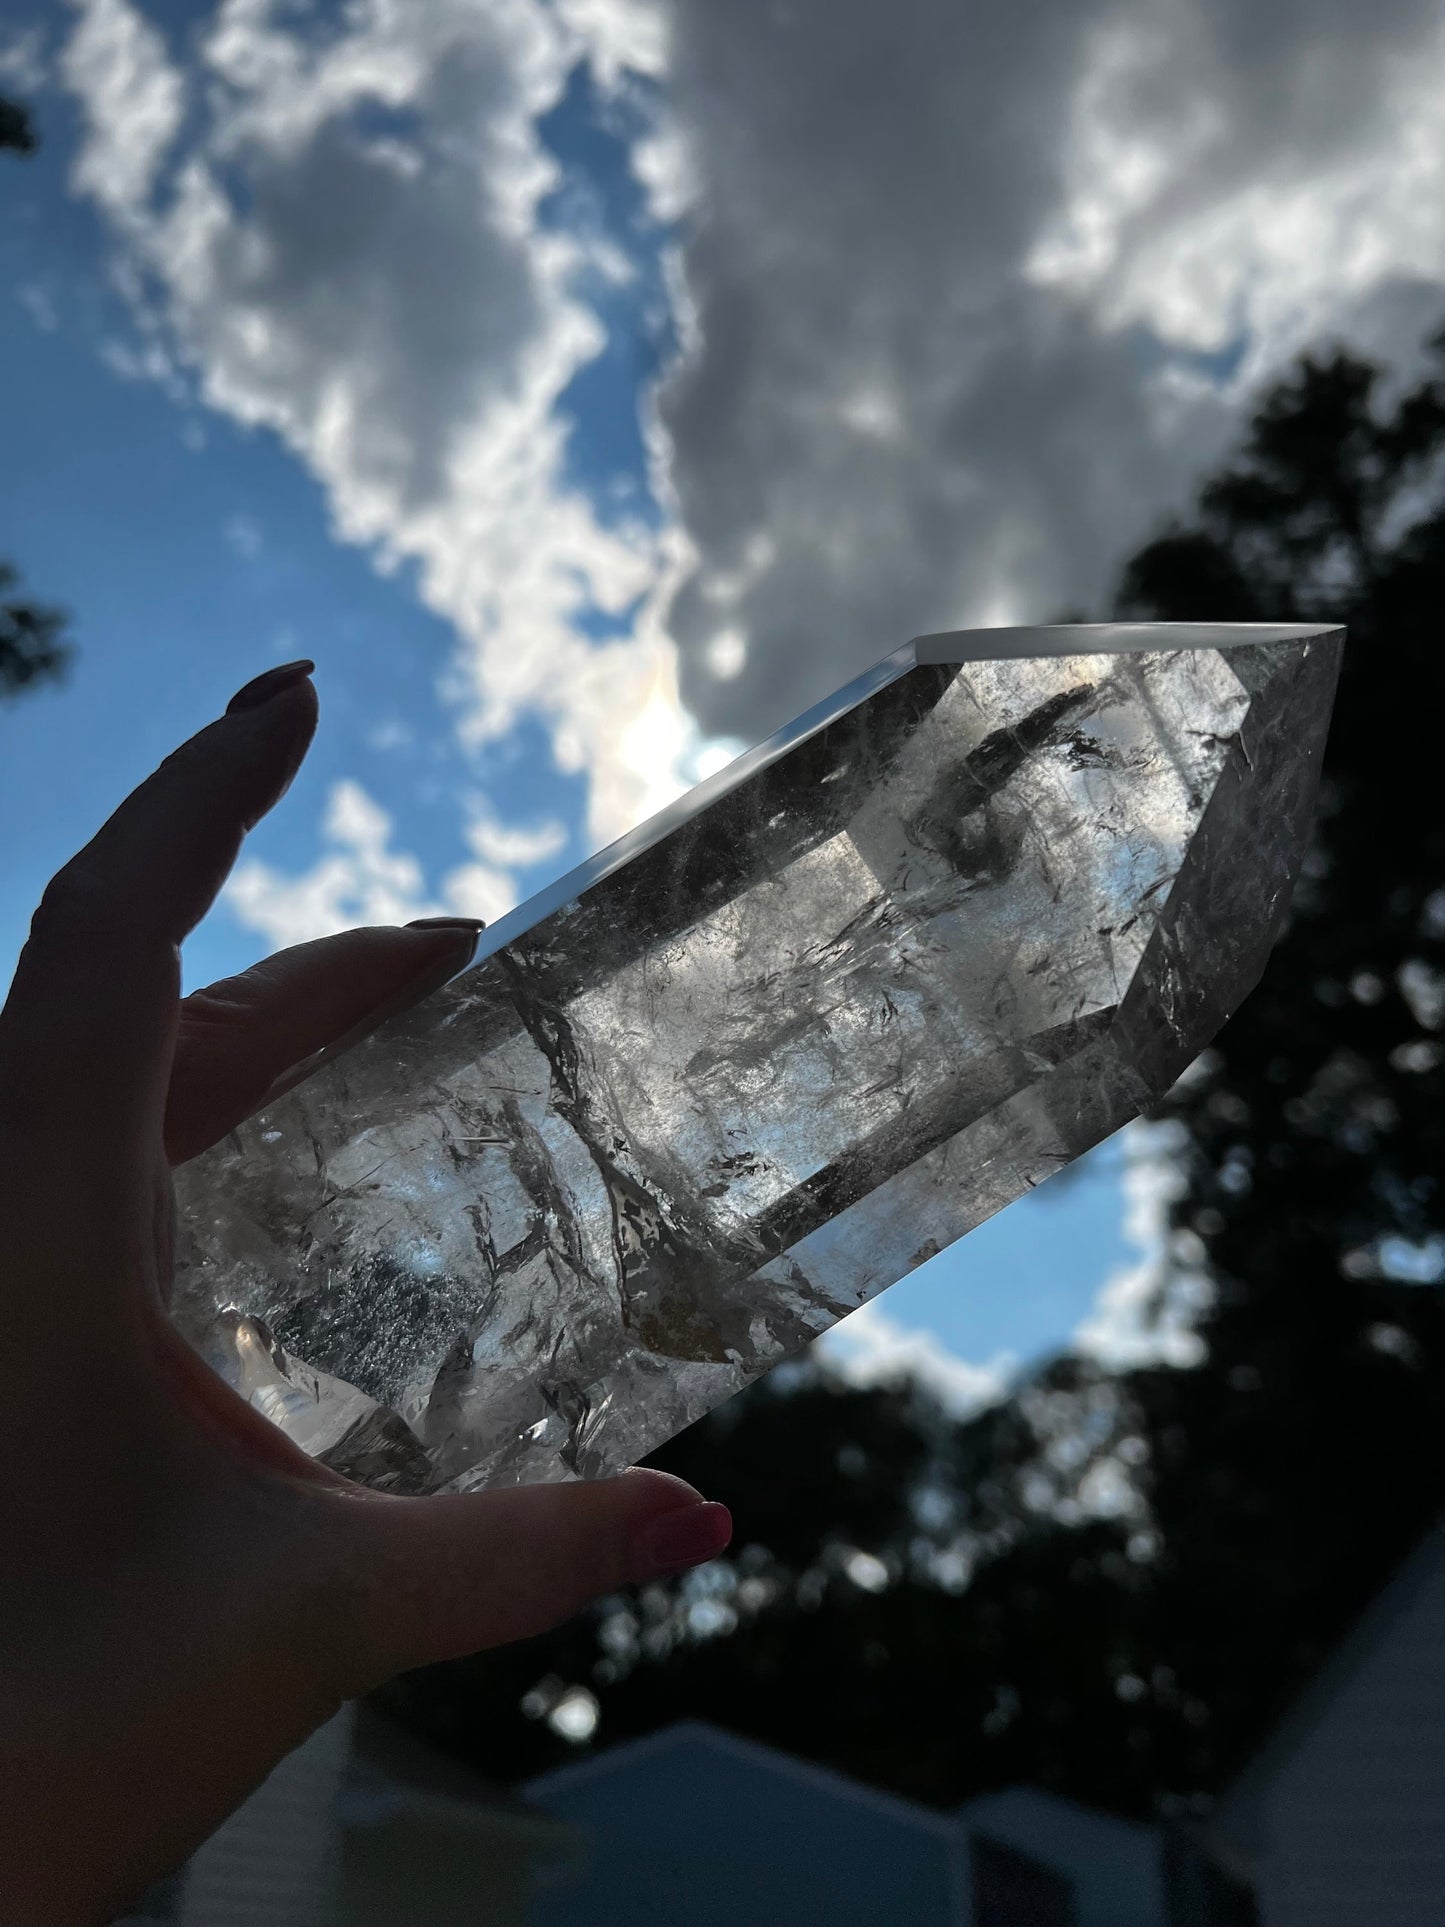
[0,123,71,700]
[376,337,1445,1820]
[0,565,71,699]
[1107,339,1445,1784]
[0,94,37,155]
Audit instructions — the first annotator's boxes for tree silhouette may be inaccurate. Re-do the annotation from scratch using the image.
[1,93,70,697]
[377,335,1445,1822]
[0,565,70,700]
[1104,340,1445,1792]
[0,93,37,155]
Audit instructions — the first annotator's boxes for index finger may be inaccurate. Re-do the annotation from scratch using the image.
[0,662,318,1143]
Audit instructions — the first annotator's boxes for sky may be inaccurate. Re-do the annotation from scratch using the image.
[5,0,1445,1413]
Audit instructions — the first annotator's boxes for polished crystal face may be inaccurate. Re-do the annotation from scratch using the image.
[172,624,1342,1492]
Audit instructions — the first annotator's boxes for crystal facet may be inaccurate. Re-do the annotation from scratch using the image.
[173,624,1342,1491]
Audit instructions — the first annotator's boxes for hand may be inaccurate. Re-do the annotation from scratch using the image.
[0,662,731,1926]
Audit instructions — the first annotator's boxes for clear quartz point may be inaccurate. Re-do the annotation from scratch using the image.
[173,623,1343,1491]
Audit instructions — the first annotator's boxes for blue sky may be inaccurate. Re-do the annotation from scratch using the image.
[5,0,1440,1409]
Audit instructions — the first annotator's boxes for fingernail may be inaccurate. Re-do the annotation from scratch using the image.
[406,917,485,974]
[633,1502,733,1576]
[226,659,316,714]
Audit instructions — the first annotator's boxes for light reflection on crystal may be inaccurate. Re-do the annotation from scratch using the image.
[173,624,1342,1492]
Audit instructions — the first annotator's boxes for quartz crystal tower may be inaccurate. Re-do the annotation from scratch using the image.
[173,624,1342,1493]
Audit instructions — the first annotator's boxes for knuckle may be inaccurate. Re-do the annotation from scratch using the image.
[30,862,115,944]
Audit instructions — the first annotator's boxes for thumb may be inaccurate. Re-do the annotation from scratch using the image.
[329,1470,732,1686]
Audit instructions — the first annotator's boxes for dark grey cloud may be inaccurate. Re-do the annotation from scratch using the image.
[62,0,1445,811]
[649,0,1445,740]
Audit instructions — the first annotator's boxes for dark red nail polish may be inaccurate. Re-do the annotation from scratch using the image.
[226,659,316,714]
[405,917,484,974]
[634,1502,733,1576]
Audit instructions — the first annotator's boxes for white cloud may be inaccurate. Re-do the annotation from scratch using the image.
[225,777,557,946]
[60,0,184,222]
[552,0,669,88]
[818,1296,1014,1418]
[227,778,438,946]
[702,626,746,681]
[1030,5,1445,382]
[18,284,58,334]
[98,331,186,400]
[60,0,706,858]
[463,806,568,870]
[223,511,263,560]
[437,857,518,929]
[365,718,415,752]
[1074,1119,1211,1370]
